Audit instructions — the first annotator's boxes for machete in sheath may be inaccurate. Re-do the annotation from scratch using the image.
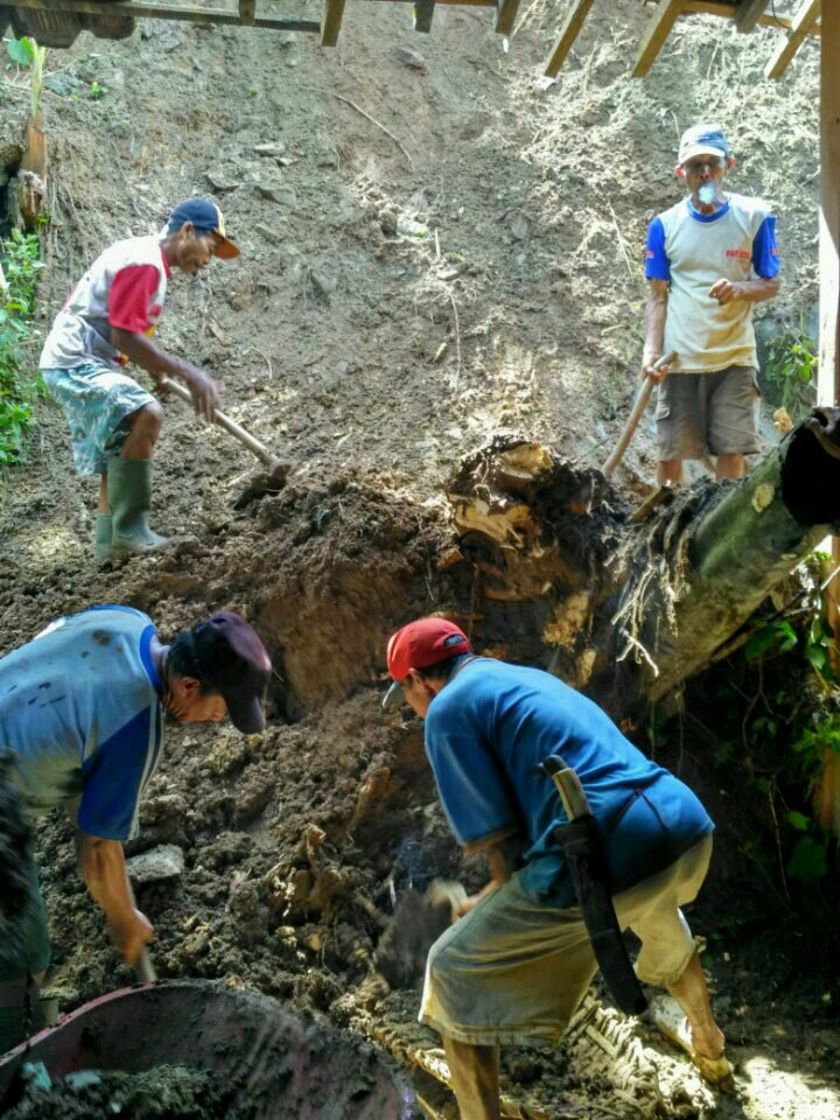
[541,753,647,1016]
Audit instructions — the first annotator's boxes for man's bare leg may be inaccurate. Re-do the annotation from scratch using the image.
[666,950,725,1059]
[443,1036,501,1120]
[657,459,683,486]
[98,473,109,514]
[120,401,163,460]
[715,452,744,481]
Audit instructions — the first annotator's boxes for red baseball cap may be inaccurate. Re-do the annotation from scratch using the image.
[382,618,471,708]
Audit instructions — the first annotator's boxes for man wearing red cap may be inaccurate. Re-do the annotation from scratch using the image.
[40,199,239,562]
[384,617,729,1118]
[0,604,271,1052]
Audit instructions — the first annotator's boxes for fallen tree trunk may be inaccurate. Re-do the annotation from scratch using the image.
[446,409,840,716]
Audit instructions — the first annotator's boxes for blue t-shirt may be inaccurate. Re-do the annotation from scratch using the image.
[424,658,713,908]
[0,605,163,841]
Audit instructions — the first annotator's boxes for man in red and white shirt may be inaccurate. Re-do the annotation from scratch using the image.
[40,199,238,560]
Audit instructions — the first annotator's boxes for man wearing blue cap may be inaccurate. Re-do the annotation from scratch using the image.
[40,200,239,561]
[642,123,780,485]
[0,604,271,1051]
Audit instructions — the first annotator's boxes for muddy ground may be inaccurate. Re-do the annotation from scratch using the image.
[1,1,838,1117]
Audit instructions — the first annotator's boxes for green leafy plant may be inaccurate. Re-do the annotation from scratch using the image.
[764,328,818,422]
[6,35,48,118]
[88,80,106,101]
[0,229,44,463]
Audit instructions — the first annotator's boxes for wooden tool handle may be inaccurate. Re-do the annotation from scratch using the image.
[541,754,591,820]
[159,376,277,466]
[133,948,156,984]
[602,352,677,477]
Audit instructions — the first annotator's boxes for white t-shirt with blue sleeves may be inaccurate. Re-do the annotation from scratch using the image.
[644,192,780,373]
[0,606,163,841]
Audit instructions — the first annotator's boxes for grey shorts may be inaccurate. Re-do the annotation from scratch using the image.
[656,365,760,460]
[419,834,712,1047]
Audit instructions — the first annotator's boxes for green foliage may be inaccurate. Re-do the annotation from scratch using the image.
[88,80,106,101]
[657,560,840,901]
[6,35,47,118]
[764,328,818,422]
[0,229,44,464]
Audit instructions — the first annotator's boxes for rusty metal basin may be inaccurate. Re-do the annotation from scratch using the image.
[0,979,419,1119]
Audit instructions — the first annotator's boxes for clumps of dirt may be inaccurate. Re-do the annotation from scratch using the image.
[4,1065,225,1120]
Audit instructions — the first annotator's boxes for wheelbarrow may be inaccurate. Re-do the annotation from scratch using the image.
[0,979,419,1119]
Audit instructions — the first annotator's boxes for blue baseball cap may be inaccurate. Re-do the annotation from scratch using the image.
[167,198,239,259]
[677,123,729,166]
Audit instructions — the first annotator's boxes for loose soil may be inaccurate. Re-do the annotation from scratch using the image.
[1,2,837,1118]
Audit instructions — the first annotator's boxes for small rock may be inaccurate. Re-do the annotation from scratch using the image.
[256,180,297,208]
[509,213,530,241]
[127,844,185,883]
[396,215,430,240]
[311,270,337,302]
[204,168,239,193]
[392,46,427,72]
[254,141,287,157]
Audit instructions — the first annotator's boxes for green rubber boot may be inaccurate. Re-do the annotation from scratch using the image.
[107,458,169,555]
[94,513,113,562]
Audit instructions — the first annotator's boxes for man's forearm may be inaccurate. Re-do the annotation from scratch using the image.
[736,276,780,303]
[643,284,668,363]
[77,833,136,932]
[110,328,197,385]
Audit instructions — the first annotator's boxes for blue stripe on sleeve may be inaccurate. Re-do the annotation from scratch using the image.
[752,215,780,279]
[644,217,670,281]
[78,708,156,840]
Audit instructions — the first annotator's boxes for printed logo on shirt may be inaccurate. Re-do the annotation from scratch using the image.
[725,249,751,260]
[645,249,654,259]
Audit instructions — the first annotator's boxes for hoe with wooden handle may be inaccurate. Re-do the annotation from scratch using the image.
[159,376,288,506]
[602,352,677,477]
[159,376,283,471]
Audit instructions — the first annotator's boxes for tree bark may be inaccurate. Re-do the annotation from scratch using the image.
[447,411,840,717]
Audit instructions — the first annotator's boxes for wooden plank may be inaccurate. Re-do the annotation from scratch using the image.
[494,0,521,36]
[632,0,684,78]
[682,0,820,32]
[320,0,346,45]
[765,0,821,79]
[734,0,770,32]
[414,0,436,33]
[818,0,839,408]
[544,0,596,78]
[8,0,321,32]
[817,0,840,835]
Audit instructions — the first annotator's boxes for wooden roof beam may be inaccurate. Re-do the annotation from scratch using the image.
[632,0,684,79]
[544,0,596,79]
[495,0,522,37]
[321,0,345,44]
[414,0,436,33]
[765,0,821,79]
[7,0,321,33]
[734,0,770,32]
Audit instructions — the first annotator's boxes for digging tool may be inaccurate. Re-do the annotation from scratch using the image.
[160,376,282,470]
[602,352,677,477]
[132,948,156,985]
[541,754,647,1016]
[159,376,288,506]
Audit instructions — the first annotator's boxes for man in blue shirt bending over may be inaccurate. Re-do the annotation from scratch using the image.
[383,617,728,1120]
[0,604,271,1051]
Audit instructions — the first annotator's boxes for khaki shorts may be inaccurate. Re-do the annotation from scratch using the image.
[419,834,712,1047]
[656,366,760,460]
